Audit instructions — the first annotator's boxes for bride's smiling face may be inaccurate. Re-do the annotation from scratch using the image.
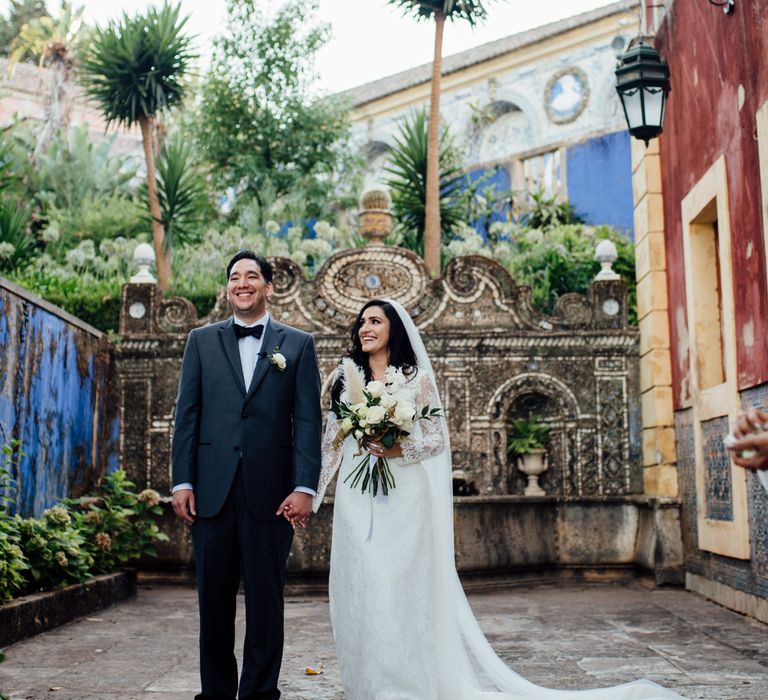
[358,306,390,355]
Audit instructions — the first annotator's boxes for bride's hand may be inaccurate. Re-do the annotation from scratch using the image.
[367,441,402,459]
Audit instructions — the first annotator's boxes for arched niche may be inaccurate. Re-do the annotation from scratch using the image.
[488,373,585,496]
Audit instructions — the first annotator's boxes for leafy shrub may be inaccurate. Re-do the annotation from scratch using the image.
[68,470,167,574]
[14,506,94,591]
[446,222,637,324]
[0,456,168,600]
[0,443,27,602]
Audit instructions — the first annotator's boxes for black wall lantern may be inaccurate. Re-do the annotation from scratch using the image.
[615,38,671,145]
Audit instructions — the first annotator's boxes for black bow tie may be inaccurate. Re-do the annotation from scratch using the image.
[234,324,264,340]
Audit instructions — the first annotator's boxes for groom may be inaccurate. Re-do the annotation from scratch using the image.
[171,250,322,700]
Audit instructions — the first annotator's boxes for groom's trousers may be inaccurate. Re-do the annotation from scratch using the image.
[192,466,294,700]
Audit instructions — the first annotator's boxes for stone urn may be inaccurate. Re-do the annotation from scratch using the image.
[518,448,548,496]
[358,188,392,245]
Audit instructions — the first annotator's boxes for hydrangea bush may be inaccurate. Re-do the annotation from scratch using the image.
[444,221,637,322]
[0,454,167,602]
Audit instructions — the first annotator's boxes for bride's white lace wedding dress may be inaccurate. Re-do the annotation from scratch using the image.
[313,300,684,700]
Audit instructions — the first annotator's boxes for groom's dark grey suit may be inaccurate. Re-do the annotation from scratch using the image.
[172,315,321,700]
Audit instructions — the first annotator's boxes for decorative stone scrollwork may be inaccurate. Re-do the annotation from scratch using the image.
[553,293,593,327]
[311,246,440,330]
[155,296,199,334]
[270,257,304,301]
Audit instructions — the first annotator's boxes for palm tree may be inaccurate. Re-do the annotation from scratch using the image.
[78,2,195,290]
[386,0,495,276]
[7,3,88,158]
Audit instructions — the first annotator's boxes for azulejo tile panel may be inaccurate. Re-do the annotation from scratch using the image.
[701,416,734,522]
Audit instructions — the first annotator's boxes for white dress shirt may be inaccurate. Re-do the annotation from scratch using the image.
[172,313,316,498]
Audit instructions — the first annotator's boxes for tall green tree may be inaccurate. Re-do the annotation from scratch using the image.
[7,3,89,158]
[0,0,47,56]
[386,0,497,276]
[197,0,356,219]
[78,2,195,290]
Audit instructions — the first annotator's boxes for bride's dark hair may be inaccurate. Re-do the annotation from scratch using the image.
[330,299,418,413]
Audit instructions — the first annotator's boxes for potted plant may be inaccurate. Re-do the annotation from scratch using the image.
[507,418,551,496]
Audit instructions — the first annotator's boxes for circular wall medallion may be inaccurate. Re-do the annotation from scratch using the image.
[545,67,589,124]
[128,302,146,319]
[602,298,620,317]
[365,274,382,290]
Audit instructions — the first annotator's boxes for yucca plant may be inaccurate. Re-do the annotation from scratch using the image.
[78,2,196,290]
[150,133,212,248]
[384,109,466,257]
[386,0,500,275]
[0,202,32,272]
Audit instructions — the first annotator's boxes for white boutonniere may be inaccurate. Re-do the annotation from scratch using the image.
[269,346,287,371]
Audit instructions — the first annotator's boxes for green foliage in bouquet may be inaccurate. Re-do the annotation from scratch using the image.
[507,418,550,456]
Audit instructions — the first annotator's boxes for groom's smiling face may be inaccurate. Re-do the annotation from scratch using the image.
[227,258,272,321]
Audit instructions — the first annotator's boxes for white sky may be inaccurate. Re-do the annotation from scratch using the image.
[2,0,616,93]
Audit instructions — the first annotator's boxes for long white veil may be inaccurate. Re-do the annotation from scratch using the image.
[384,298,683,700]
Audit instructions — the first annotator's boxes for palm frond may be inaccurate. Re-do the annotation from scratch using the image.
[78,2,196,128]
[386,0,493,25]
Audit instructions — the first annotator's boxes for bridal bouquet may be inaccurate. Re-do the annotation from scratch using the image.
[332,359,442,496]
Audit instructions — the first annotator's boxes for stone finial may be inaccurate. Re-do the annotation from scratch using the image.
[131,243,157,283]
[594,239,620,281]
[358,188,393,245]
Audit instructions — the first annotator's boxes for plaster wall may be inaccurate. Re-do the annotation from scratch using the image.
[0,278,115,516]
[655,0,768,402]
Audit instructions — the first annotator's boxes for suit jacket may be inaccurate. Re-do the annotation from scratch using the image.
[171,316,322,519]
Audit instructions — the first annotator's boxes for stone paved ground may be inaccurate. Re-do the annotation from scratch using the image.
[1,583,767,700]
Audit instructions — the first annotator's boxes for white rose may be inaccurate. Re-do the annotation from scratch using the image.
[354,429,364,440]
[366,405,387,425]
[355,405,368,419]
[341,417,354,434]
[272,352,287,370]
[379,393,397,409]
[394,400,415,424]
[366,380,386,398]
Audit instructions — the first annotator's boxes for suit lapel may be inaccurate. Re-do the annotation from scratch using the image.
[244,319,285,404]
[218,319,246,396]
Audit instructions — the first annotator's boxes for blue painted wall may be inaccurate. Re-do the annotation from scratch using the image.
[565,130,634,237]
[0,280,113,517]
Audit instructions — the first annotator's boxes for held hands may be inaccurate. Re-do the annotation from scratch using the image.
[277,491,313,529]
[172,488,196,524]
[726,408,768,471]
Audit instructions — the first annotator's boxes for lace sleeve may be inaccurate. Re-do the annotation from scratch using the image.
[399,371,446,465]
[313,411,344,512]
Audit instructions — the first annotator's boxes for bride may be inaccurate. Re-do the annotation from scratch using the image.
[313,298,683,700]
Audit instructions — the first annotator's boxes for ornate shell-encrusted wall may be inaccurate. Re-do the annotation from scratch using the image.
[116,246,640,499]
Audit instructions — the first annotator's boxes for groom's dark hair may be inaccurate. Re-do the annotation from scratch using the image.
[226,250,273,284]
[330,299,418,415]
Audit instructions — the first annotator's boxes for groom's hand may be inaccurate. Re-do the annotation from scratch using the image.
[277,492,313,528]
[172,489,196,523]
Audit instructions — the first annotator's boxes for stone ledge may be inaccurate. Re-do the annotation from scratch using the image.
[0,570,137,647]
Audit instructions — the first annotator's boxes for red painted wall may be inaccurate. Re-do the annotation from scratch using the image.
[655,0,768,408]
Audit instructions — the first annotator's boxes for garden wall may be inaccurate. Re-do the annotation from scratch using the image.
[115,245,683,584]
[0,277,116,517]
